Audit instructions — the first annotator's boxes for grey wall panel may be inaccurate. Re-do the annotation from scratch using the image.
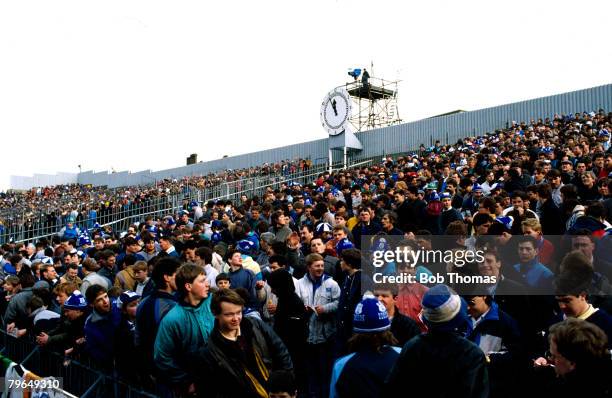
[9,173,78,190]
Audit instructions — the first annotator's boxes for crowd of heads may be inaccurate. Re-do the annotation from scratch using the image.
[0,110,611,396]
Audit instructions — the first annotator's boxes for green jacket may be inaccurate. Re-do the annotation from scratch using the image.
[153,294,214,386]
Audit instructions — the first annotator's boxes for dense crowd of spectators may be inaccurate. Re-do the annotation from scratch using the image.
[1,110,612,397]
[0,158,314,240]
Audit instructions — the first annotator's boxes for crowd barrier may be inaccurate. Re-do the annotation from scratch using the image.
[0,329,158,398]
[0,160,350,245]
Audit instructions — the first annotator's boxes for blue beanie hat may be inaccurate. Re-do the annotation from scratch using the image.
[78,235,92,247]
[64,290,88,311]
[237,239,255,254]
[353,293,391,333]
[373,237,390,252]
[117,290,141,309]
[335,238,354,256]
[421,284,468,332]
[211,232,222,244]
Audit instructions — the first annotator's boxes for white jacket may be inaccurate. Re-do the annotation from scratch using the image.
[295,274,340,344]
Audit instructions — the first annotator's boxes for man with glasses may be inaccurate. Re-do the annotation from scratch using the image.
[534,319,611,395]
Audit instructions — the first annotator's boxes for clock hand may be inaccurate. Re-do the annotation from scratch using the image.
[331,98,338,116]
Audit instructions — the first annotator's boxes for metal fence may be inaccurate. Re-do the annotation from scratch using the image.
[0,160,371,245]
[0,330,157,398]
[2,163,329,237]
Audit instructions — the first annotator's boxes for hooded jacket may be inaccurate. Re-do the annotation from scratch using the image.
[153,294,214,386]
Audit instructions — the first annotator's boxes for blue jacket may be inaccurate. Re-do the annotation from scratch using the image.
[63,225,80,240]
[331,346,401,398]
[153,295,214,386]
[228,267,257,306]
[135,290,178,369]
[84,300,121,368]
[512,259,554,292]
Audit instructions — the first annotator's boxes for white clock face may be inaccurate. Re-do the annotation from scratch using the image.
[320,88,351,136]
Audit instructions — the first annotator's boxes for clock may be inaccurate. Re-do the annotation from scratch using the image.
[320,87,351,136]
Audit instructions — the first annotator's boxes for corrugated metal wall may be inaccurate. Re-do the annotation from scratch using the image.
[10,173,78,190]
[10,83,612,189]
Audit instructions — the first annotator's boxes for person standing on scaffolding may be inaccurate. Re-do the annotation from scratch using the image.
[361,69,370,88]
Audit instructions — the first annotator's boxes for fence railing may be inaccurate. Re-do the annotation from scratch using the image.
[0,330,158,398]
[0,159,373,245]
[0,160,325,233]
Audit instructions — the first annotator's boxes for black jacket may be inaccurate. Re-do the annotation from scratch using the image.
[539,199,565,235]
[390,310,421,346]
[530,359,612,398]
[440,207,463,233]
[385,331,489,398]
[46,312,87,353]
[397,199,426,230]
[351,222,382,250]
[267,269,308,357]
[503,177,527,194]
[197,317,293,398]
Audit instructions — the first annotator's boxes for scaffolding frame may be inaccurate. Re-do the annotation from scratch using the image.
[345,76,401,132]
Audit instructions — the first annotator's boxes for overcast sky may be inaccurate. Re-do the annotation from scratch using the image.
[1,0,611,190]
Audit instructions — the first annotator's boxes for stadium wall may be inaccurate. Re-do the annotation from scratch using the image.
[10,84,612,190]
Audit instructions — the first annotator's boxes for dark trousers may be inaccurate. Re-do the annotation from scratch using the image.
[306,340,334,398]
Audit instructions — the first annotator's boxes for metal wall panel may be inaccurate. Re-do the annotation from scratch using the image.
[10,84,612,189]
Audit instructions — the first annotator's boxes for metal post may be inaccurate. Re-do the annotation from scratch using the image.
[343,146,347,170]
[328,148,333,174]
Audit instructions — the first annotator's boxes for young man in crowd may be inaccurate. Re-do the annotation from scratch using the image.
[154,263,214,396]
[385,284,489,397]
[295,253,340,398]
[197,288,293,397]
[135,257,180,388]
[373,284,421,346]
[36,289,87,355]
[330,294,402,398]
[83,284,121,369]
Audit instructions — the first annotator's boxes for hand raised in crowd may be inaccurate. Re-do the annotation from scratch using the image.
[36,332,49,346]
[533,357,548,367]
